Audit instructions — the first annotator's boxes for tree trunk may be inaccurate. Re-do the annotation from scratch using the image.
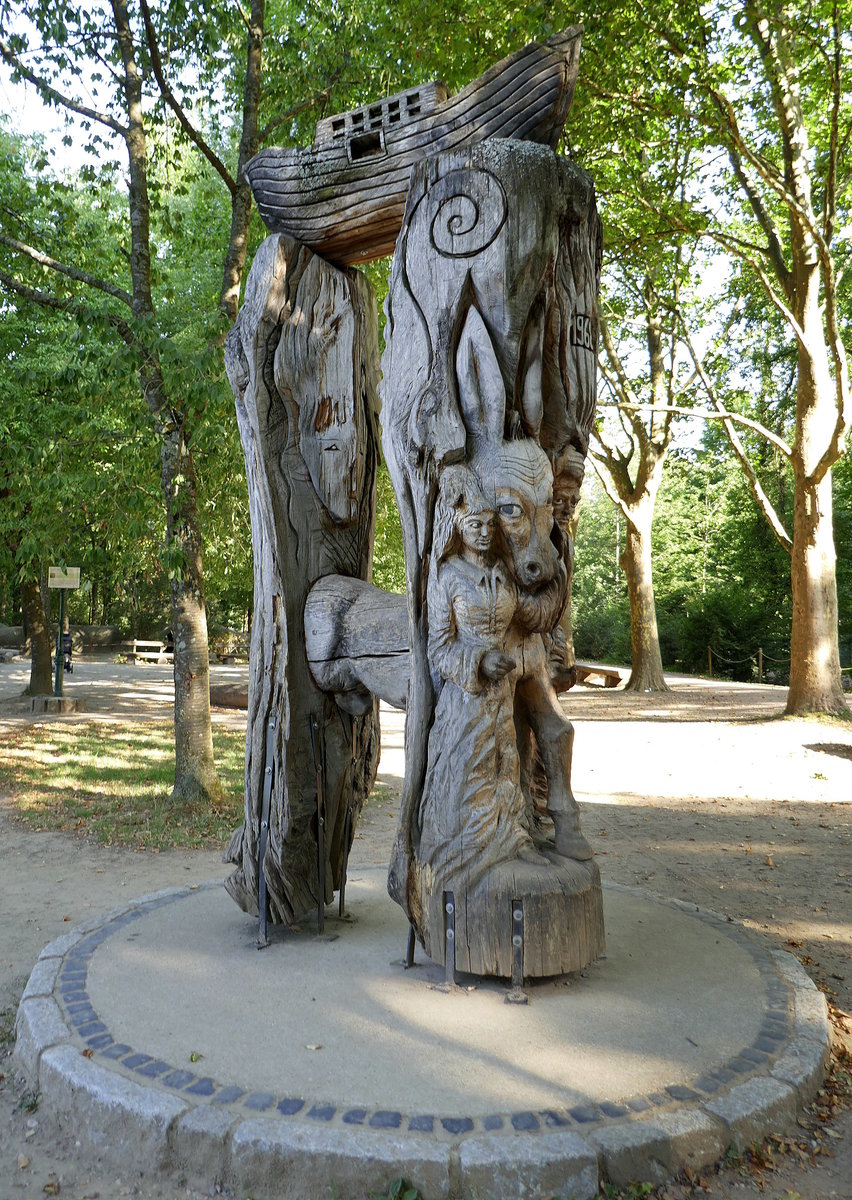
[20,575,52,695]
[621,508,668,692]
[224,233,381,924]
[786,466,846,714]
[113,0,223,800]
[784,255,847,715]
[162,428,220,803]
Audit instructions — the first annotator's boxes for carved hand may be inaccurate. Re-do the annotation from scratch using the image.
[480,650,516,681]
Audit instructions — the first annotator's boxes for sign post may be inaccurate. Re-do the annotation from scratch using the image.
[48,568,81,698]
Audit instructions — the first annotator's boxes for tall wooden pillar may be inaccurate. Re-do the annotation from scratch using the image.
[381,140,604,976]
[224,233,381,925]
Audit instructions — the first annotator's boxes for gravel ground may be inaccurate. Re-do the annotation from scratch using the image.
[0,659,849,1199]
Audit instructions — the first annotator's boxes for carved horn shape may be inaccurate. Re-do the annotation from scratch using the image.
[455,305,505,450]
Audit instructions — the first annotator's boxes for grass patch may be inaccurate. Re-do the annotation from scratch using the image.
[0,721,244,850]
[0,1005,16,1051]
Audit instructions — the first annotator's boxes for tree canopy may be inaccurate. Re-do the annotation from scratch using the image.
[0,0,849,721]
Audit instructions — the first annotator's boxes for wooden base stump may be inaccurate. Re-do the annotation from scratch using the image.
[418,858,605,978]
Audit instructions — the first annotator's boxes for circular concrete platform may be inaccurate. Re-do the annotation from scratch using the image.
[15,875,830,1199]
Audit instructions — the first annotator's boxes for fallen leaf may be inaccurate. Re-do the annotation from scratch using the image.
[189,1051,203,1063]
[17,1155,29,1170]
[764,856,774,867]
[81,1048,94,1059]
[43,1183,60,1196]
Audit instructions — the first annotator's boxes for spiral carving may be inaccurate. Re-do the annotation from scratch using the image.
[429,169,507,258]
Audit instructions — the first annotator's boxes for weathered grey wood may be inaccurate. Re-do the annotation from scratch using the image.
[243,28,581,266]
[224,233,380,925]
[304,576,409,712]
[381,139,604,977]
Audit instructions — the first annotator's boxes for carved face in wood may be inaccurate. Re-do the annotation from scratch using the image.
[551,446,585,537]
[460,509,497,557]
[297,388,361,525]
[276,261,364,525]
[473,440,559,590]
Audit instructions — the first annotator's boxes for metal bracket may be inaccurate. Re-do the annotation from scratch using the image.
[505,898,529,1004]
[309,715,326,937]
[257,710,278,949]
[404,924,416,969]
[443,891,457,988]
[338,717,357,918]
[338,805,353,918]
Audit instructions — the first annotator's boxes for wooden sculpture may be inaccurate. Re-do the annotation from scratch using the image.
[223,233,381,927]
[242,27,581,266]
[228,29,605,979]
[380,138,604,976]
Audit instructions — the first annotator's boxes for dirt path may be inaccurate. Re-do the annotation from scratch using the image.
[0,661,850,1199]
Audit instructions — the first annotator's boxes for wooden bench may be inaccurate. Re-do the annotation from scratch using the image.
[574,662,621,688]
[126,639,174,665]
[211,636,249,664]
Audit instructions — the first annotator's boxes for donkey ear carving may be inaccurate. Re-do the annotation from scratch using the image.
[455,305,505,451]
[517,299,545,438]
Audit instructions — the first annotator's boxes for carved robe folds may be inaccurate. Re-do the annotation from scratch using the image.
[382,139,605,977]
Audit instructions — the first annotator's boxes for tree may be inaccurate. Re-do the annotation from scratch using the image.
[577,0,851,714]
[1,3,223,800]
[591,276,678,691]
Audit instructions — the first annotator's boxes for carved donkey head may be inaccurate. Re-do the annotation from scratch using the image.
[455,305,559,591]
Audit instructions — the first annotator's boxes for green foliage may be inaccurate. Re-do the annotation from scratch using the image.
[599,1182,654,1200]
[2,0,848,696]
[372,461,405,595]
[369,1179,421,1200]
[572,447,807,680]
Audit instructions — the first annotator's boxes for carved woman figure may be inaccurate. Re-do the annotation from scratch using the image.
[417,468,548,889]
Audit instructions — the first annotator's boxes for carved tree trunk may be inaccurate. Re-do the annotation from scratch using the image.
[224,233,381,924]
[20,574,53,695]
[381,140,604,977]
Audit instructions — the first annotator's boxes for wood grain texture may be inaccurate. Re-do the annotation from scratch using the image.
[223,233,380,924]
[243,28,581,266]
[304,575,409,712]
[381,139,604,976]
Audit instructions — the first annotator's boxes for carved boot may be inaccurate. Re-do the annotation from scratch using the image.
[552,812,593,861]
[535,718,593,861]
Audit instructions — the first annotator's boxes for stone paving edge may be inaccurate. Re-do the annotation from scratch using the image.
[12,883,832,1200]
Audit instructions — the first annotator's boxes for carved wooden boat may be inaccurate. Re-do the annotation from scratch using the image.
[243,26,582,265]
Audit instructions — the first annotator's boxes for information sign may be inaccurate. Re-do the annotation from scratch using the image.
[48,567,81,589]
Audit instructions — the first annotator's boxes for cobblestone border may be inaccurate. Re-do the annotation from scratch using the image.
[14,883,830,1199]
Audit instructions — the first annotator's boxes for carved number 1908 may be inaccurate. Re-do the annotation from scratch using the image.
[569,313,596,352]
